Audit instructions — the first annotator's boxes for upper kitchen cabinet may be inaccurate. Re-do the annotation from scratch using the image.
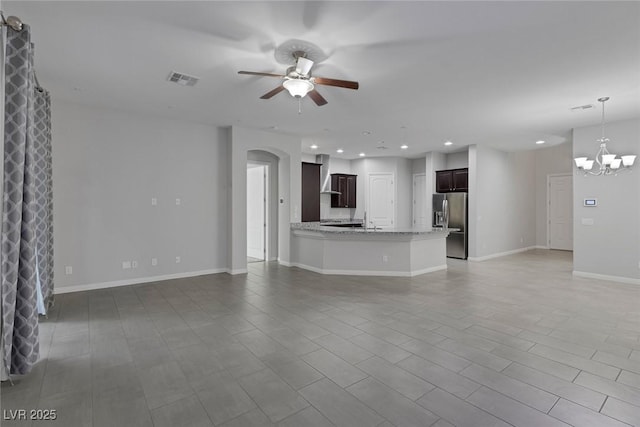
[301,162,321,222]
[330,173,357,208]
[436,168,468,193]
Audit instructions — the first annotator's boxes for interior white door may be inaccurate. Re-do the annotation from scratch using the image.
[549,174,573,251]
[368,173,395,228]
[413,173,427,227]
[247,165,265,260]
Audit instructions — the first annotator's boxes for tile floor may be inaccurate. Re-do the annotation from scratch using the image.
[2,249,640,426]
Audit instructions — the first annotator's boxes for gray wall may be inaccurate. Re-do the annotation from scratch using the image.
[534,142,573,247]
[446,150,469,169]
[53,101,228,289]
[468,145,536,259]
[573,118,640,282]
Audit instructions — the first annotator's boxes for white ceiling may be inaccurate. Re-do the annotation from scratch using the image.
[6,1,640,159]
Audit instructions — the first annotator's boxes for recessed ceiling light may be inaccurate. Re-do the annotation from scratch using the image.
[362,131,371,135]
[310,144,318,149]
[536,140,546,145]
[336,149,344,153]
[400,144,409,150]
[359,152,366,157]
[444,141,453,146]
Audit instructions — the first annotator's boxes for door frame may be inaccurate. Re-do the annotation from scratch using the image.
[412,173,426,227]
[546,173,573,250]
[246,161,269,260]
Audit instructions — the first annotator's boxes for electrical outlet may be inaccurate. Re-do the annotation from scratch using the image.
[151,198,157,206]
[65,266,73,275]
[175,256,181,264]
[122,261,131,269]
[151,258,158,266]
[132,260,138,269]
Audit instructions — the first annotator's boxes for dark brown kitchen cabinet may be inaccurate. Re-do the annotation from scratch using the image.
[301,162,320,222]
[330,173,357,208]
[436,168,468,193]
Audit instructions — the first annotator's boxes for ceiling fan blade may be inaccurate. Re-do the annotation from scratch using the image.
[238,71,285,78]
[260,85,286,99]
[308,90,328,106]
[295,57,314,76]
[313,77,359,90]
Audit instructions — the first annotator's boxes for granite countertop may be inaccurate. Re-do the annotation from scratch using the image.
[291,222,456,235]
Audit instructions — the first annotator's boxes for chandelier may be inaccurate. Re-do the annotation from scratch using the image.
[574,97,636,176]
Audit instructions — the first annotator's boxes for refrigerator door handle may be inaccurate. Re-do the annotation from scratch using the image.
[443,199,449,228]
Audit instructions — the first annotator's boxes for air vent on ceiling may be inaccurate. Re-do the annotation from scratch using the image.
[570,104,594,111]
[167,71,199,87]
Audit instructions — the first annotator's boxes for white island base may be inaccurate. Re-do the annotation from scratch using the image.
[290,225,451,277]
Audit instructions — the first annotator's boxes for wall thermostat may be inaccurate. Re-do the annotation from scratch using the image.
[583,198,597,207]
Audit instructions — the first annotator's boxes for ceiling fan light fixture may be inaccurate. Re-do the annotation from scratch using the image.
[283,79,314,98]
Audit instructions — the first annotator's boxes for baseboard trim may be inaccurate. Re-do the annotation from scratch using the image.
[573,271,640,286]
[534,245,549,249]
[468,246,537,262]
[290,262,447,277]
[278,260,292,267]
[228,268,248,275]
[54,268,228,294]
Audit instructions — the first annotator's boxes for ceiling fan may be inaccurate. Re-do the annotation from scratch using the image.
[238,52,359,106]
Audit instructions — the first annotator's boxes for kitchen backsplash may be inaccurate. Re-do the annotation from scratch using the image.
[320,194,354,220]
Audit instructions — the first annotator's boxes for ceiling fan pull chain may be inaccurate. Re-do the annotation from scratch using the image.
[298,98,302,115]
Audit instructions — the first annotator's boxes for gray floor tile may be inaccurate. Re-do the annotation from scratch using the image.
[238,369,309,422]
[93,388,153,427]
[467,386,569,427]
[460,363,558,412]
[549,398,630,427]
[33,390,92,427]
[397,355,480,399]
[601,397,640,426]
[617,369,640,389]
[529,344,620,380]
[356,356,435,400]
[192,370,256,425]
[593,350,640,375]
[138,360,193,409]
[436,338,512,371]
[416,387,511,427]
[302,348,368,388]
[12,251,639,427]
[502,363,606,411]
[170,343,225,381]
[519,330,596,358]
[491,343,580,382]
[467,325,534,351]
[219,408,275,427]
[277,406,334,427]
[263,358,324,390]
[351,332,413,364]
[347,377,440,427]
[314,333,374,364]
[299,378,384,427]
[574,371,640,407]
[150,394,213,427]
[433,325,498,352]
[355,321,414,346]
[401,339,471,372]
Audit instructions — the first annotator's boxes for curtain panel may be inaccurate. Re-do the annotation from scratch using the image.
[1,23,52,376]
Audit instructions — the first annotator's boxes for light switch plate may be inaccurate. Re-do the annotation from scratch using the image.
[65,266,73,275]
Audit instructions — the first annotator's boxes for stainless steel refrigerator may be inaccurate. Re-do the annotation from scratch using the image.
[433,193,468,259]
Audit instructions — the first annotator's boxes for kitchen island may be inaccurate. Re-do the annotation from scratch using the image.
[290,222,453,277]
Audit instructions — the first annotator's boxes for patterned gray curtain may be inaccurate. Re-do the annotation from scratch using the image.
[1,23,49,376]
[33,81,53,313]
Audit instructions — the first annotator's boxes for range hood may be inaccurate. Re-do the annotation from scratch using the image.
[316,154,341,194]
